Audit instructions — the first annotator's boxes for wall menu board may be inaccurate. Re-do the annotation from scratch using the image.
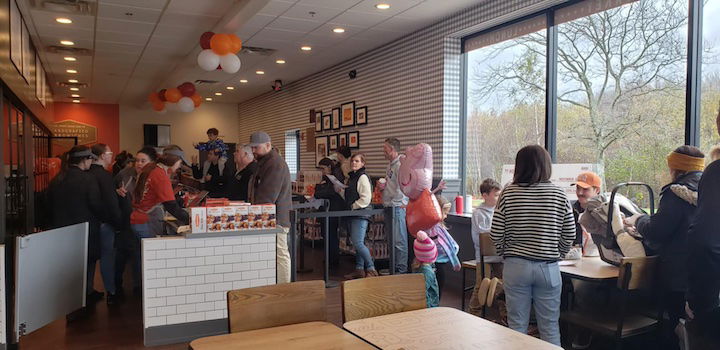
[10,0,22,74]
[500,163,604,201]
[9,0,51,106]
[21,17,34,83]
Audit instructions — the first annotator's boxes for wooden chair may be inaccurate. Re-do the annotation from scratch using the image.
[461,233,502,310]
[341,274,426,322]
[227,280,326,333]
[560,256,660,350]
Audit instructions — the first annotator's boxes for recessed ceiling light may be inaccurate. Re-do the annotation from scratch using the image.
[60,40,74,46]
[276,59,286,64]
[300,46,312,51]
[376,3,390,10]
[256,70,265,75]
[205,97,212,101]
[64,56,76,61]
[66,69,77,74]
[333,28,345,33]
[68,79,78,83]
[226,86,234,90]
[215,92,222,96]
[71,94,80,98]
[240,79,248,83]
[56,18,72,24]
[72,100,80,103]
[70,87,79,91]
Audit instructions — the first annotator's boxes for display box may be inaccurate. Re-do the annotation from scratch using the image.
[207,207,223,232]
[234,205,249,229]
[190,207,207,233]
[222,206,236,231]
[262,204,276,228]
[249,205,263,229]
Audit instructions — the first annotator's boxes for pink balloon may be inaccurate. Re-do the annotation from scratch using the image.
[398,143,433,200]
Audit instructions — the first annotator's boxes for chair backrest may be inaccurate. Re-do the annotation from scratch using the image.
[227,280,326,333]
[617,256,658,290]
[341,274,427,322]
[479,233,497,257]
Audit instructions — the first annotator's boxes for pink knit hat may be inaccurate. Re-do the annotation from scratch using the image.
[414,230,437,263]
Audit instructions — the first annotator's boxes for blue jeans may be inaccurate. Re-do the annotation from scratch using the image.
[132,223,155,289]
[88,223,116,294]
[349,218,374,270]
[385,207,408,273]
[503,257,562,346]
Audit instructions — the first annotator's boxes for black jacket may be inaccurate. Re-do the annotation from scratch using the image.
[88,164,122,228]
[636,171,701,292]
[227,161,258,201]
[688,161,720,314]
[48,166,105,259]
[572,200,585,246]
[192,161,231,198]
[314,175,347,212]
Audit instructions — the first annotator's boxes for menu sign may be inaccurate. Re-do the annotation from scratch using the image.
[500,163,604,201]
[51,120,97,145]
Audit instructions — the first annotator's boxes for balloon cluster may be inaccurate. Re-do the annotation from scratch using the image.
[197,32,242,74]
[148,82,202,113]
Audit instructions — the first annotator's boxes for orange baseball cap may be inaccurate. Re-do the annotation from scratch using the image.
[574,171,602,189]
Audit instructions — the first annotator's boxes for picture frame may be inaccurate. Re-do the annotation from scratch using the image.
[356,106,368,125]
[341,101,355,127]
[322,114,331,130]
[21,18,33,83]
[10,0,22,75]
[348,131,359,149]
[329,134,338,150]
[315,136,328,165]
[315,111,322,131]
[339,133,348,148]
[332,108,341,129]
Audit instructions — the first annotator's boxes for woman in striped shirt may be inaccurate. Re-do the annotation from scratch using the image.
[490,145,576,346]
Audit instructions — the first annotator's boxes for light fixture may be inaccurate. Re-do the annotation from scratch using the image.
[70,87,79,91]
[64,56,77,61]
[375,3,390,9]
[256,70,265,75]
[214,92,222,96]
[275,59,286,64]
[300,46,312,51]
[71,94,80,98]
[56,18,72,24]
[60,40,74,46]
[240,79,248,83]
[226,86,234,90]
[333,28,345,33]
[68,79,78,83]
[205,97,213,101]
[72,99,80,103]
[66,69,77,74]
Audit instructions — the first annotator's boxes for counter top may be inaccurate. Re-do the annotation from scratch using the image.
[182,228,283,239]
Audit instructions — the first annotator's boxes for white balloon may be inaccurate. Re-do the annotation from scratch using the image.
[178,97,194,113]
[197,49,220,71]
[219,54,241,74]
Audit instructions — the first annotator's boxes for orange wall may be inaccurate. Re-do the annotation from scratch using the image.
[53,102,120,154]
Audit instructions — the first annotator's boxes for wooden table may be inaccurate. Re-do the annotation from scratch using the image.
[189,321,375,350]
[559,256,619,281]
[343,307,562,350]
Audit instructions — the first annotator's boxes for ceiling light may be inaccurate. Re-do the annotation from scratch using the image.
[276,59,286,64]
[256,70,265,75]
[240,79,248,83]
[376,3,390,9]
[300,46,312,51]
[56,18,72,24]
[68,79,78,83]
[66,69,77,74]
[215,92,222,96]
[205,97,212,101]
[72,100,80,103]
[70,87,79,91]
[226,86,234,90]
[64,56,76,61]
[333,28,345,33]
[60,40,74,46]
[71,94,80,98]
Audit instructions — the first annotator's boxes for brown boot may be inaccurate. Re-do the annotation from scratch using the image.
[365,269,379,277]
[344,269,366,279]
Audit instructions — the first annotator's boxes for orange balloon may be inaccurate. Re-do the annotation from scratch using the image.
[210,33,233,55]
[165,88,182,103]
[148,92,161,103]
[229,34,242,54]
[152,100,165,111]
[190,93,202,107]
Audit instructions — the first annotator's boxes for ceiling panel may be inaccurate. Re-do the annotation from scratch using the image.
[96,31,152,45]
[257,0,296,16]
[348,0,423,16]
[28,10,95,30]
[97,3,163,23]
[328,11,390,28]
[94,41,144,55]
[281,4,345,23]
[35,25,94,41]
[102,0,168,10]
[166,0,238,17]
[159,12,220,28]
[252,28,307,42]
[240,14,278,31]
[296,0,362,10]
[266,16,322,33]
[96,18,156,35]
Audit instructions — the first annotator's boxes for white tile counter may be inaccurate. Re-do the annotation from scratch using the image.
[141,230,278,346]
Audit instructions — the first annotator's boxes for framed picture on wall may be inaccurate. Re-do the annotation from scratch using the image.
[315,111,322,131]
[10,0,22,75]
[322,114,331,130]
[341,101,355,127]
[339,133,348,148]
[315,136,328,165]
[348,131,359,149]
[356,106,367,125]
[332,108,341,129]
[329,134,338,150]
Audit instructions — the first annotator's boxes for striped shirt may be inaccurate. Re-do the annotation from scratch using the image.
[490,182,576,261]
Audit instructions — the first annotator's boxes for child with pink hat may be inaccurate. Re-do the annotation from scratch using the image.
[414,230,440,307]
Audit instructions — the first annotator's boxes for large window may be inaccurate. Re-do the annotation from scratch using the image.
[701,0,720,152]
[465,16,547,196]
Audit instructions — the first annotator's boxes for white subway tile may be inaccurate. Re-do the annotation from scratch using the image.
[251,244,266,253]
[223,255,243,264]
[214,246,233,255]
[177,304,197,314]
[266,243,275,252]
[196,265,213,275]
[186,275,204,285]
[176,248,196,258]
[177,285,197,295]
[196,284,214,293]
[259,252,275,261]
[242,270,259,280]
[214,282,232,292]
[222,309,228,318]
[156,250,176,259]
[186,312,206,323]
[233,280,251,289]
[242,253,260,262]
[224,237,243,246]
[214,264,232,274]
[143,251,157,260]
[233,245,251,254]
[146,279,166,289]
[195,247,214,256]
[144,260,166,270]
[156,305,176,316]
[196,302,214,312]
[156,268,177,278]
[143,240,165,250]
[156,287,177,297]
[145,307,157,317]
[205,274,223,283]
[242,236,260,244]
[176,267,196,277]
[260,235,275,243]
[223,272,243,282]
[214,300,226,310]
[145,289,157,298]
[250,279,267,287]
[205,239,224,247]
[205,256,223,265]
[250,261,266,270]
[144,269,157,279]
[233,262,251,271]
[165,239,186,249]
[145,297,166,308]
[166,295,186,305]
[259,268,275,278]
[146,316,167,327]
[185,257,205,267]
[185,239,205,248]
[166,314,187,325]
[166,258,186,268]
[205,292,224,302]
[186,294,204,304]
[266,278,276,285]
[166,277,186,287]
[205,310,223,320]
